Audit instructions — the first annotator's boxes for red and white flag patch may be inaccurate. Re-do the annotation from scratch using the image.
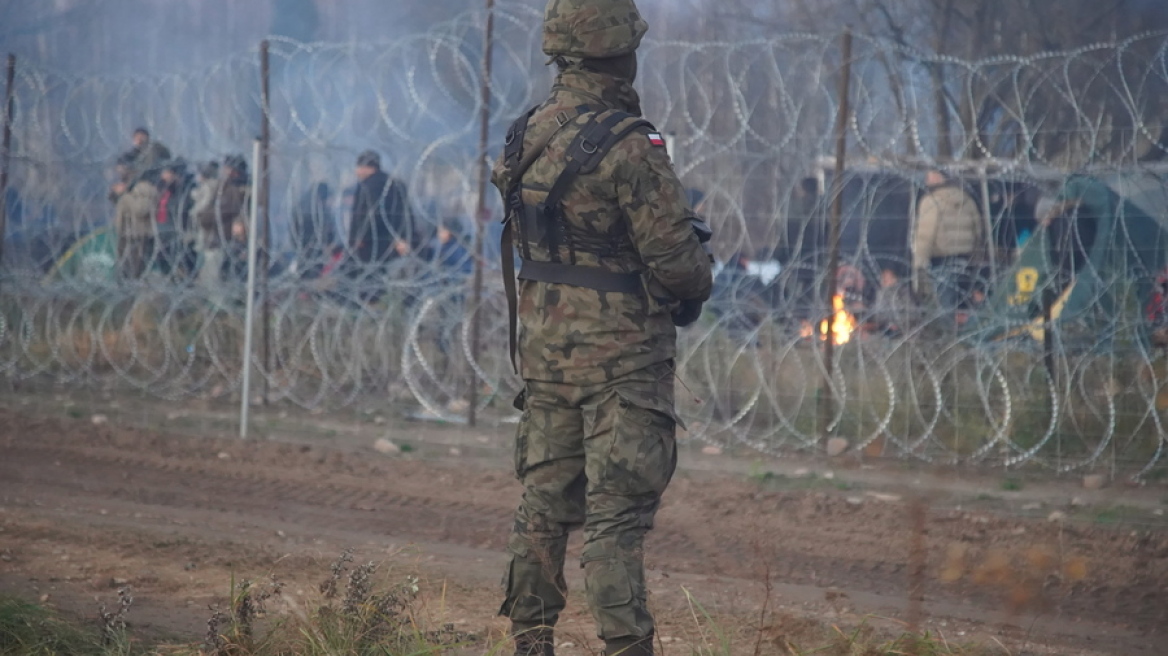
[647,132,666,147]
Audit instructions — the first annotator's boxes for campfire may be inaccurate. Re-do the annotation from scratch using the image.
[820,294,857,345]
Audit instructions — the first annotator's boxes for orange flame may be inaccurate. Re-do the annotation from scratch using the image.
[819,294,856,345]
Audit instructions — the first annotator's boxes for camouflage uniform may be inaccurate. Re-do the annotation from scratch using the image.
[492,2,712,654]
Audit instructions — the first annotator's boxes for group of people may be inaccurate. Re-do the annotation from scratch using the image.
[107,132,472,300]
[108,129,253,289]
[708,167,1002,338]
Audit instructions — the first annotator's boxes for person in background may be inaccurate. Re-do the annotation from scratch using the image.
[195,155,249,290]
[156,159,197,277]
[425,222,473,279]
[347,150,416,301]
[189,162,219,278]
[108,151,137,205]
[912,170,985,315]
[114,165,161,280]
[127,128,171,182]
[870,267,915,336]
[348,150,416,270]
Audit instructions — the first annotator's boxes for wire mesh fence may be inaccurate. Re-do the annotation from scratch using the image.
[2,2,1168,478]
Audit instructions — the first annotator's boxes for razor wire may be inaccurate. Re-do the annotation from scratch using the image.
[2,1,1168,477]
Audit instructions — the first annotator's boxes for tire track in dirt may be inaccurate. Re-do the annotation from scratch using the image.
[1,412,1166,639]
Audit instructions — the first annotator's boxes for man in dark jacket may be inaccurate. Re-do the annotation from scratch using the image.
[348,150,416,268]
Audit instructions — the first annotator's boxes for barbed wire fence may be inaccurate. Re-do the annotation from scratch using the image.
[2,1,1168,479]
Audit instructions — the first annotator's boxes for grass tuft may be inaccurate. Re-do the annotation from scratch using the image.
[0,596,130,656]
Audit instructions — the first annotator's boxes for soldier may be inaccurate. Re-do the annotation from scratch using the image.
[491,2,713,655]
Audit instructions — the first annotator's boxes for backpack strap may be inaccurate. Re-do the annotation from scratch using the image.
[514,110,652,293]
[499,104,593,372]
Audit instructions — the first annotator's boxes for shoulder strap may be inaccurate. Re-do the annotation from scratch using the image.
[543,110,652,212]
[499,104,593,373]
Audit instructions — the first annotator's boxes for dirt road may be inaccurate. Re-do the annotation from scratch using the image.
[1,405,1165,654]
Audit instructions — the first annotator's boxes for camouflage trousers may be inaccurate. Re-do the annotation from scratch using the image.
[499,362,678,641]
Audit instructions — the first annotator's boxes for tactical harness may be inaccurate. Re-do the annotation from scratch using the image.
[500,105,656,371]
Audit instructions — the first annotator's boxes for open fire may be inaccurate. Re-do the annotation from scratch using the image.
[798,295,858,344]
[821,294,857,344]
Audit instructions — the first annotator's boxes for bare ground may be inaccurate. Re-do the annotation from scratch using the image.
[0,394,1166,655]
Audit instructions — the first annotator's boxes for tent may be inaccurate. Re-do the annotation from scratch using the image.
[43,228,118,284]
[970,169,1168,341]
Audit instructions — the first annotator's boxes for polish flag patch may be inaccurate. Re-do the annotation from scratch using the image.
[647,132,666,147]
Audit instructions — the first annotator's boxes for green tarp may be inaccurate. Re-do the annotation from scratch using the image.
[971,170,1168,341]
[44,228,118,284]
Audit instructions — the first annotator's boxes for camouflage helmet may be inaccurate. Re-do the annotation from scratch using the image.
[542,0,648,59]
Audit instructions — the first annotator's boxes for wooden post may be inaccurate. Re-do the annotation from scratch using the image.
[259,40,272,404]
[818,29,853,446]
[468,0,496,427]
[0,55,15,273]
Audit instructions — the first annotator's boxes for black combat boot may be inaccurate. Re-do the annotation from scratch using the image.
[513,626,555,656]
[604,634,653,656]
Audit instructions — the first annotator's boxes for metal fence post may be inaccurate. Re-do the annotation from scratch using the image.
[260,40,272,405]
[240,139,263,438]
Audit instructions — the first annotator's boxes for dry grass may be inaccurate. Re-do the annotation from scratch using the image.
[0,550,1019,656]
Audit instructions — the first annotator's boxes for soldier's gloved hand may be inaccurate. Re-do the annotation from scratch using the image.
[672,298,704,327]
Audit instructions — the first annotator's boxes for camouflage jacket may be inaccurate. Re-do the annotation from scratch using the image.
[492,67,713,385]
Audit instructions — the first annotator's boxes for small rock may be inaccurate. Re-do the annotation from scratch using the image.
[1010,526,1026,536]
[217,451,231,460]
[39,594,49,603]
[792,468,811,478]
[865,491,902,503]
[1153,509,1164,517]
[1021,502,1043,511]
[701,445,723,456]
[99,509,108,516]
[846,496,864,506]
[373,415,386,425]
[374,438,401,455]
[558,642,575,649]
[448,447,462,457]
[90,414,108,426]
[110,577,128,587]
[1083,474,1106,490]
[0,554,12,562]
[1048,510,1067,522]
[1070,497,1087,508]
[276,530,286,538]
[826,437,849,457]
[822,470,835,480]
